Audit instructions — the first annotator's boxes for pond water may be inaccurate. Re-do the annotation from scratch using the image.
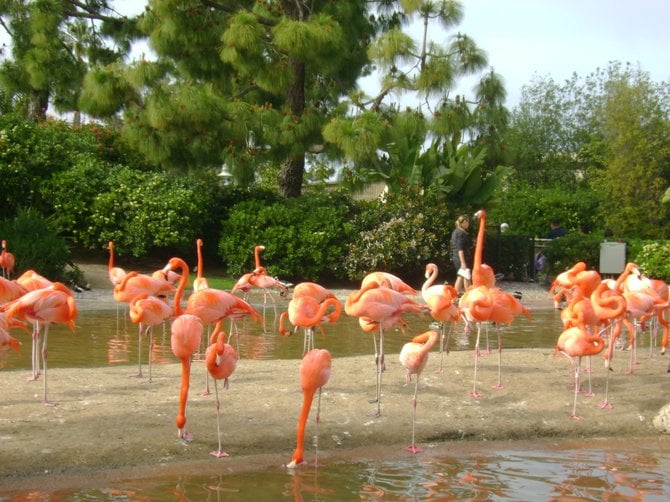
[2,292,669,500]
[0,299,564,371]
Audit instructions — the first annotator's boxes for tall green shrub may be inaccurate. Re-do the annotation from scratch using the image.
[219,192,356,282]
[0,208,71,280]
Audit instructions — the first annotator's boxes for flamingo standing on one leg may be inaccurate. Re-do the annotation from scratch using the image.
[555,325,606,420]
[205,321,237,457]
[286,348,332,469]
[345,284,428,416]
[171,313,203,440]
[399,326,440,453]
[421,263,459,372]
[1,282,78,405]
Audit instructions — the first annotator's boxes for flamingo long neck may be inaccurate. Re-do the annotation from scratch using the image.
[291,388,316,464]
[422,265,438,297]
[474,211,486,270]
[615,262,637,291]
[170,258,190,316]
[254,246,264,270]
[196,239,204,281]
[108,241,115,271]
[176,357,191,430]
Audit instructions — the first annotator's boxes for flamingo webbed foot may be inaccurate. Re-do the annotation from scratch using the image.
[491,383,504,390]
[405,444,423,454]
[210,450,229,458]
[569,414,583,421]
[469,390,483,398]
[599,401,613,409]
[179,431,194,441]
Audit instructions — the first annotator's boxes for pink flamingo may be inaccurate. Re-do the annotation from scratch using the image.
[345,284,428,416]
[128,292,172,381]
[1,282,78,404]
[205,320,238,457]
[421,263,459,372]
[286,348,332,468]
[399,326,439,453]
[171,313,203,440]
[555,325,605,420]
[471,210,496,289]
[279,295,341,354]
[0,240,15,279]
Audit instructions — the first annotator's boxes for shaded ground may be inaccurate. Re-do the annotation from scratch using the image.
[1,263,669,492]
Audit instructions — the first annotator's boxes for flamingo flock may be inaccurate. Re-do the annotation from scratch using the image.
[551,259,669,419]
[3,223,668,467]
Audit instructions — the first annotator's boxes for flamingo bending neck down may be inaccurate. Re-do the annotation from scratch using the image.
[399,326,439,453]
[171,313,203,440]
[286,348,332,468]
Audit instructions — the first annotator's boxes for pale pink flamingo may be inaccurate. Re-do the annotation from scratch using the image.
[555,325,606,420]
[399,326,439,453]
[286,348,332,468]
[6,270,53,380]
[345,284,428,416]
[205,320,237,457]
[1,282,78,404]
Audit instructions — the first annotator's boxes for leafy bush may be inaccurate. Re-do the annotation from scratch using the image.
[488,183,602,238]
[218,191,356,282]
[341,189,453,283]
[542,232,602,275]
[0,208,72,281]
[50,163,223,258]
[627,240,670,281]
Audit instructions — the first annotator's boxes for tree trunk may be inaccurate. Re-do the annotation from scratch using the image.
[278,156,305,198]
[27,90,49,122]
[278,56,306,198]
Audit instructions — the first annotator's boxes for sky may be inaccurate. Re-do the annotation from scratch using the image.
[115,0,670,108]
[452,0,670,106]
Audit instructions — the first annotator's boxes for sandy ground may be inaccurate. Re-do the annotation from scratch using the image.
[1,263,669,492]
